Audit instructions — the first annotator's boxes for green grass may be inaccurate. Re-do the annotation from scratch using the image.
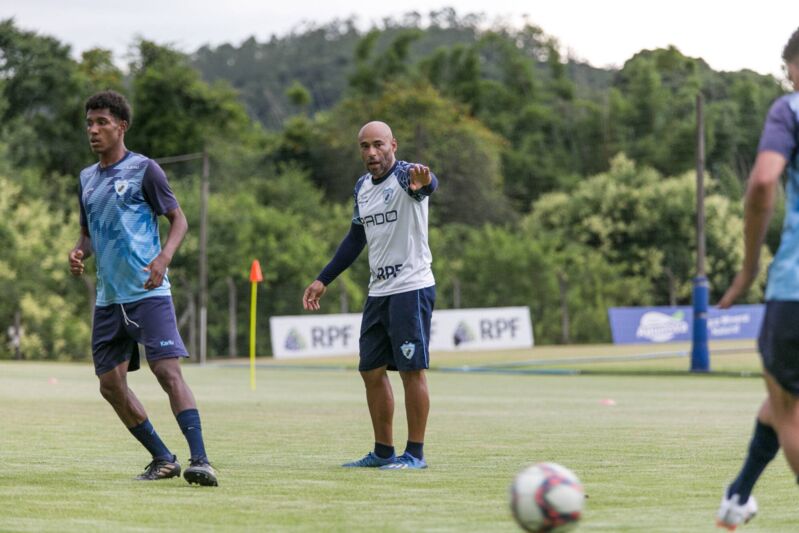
[0,343,795,532]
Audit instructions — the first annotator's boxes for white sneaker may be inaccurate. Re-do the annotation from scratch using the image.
[717,491,757,530]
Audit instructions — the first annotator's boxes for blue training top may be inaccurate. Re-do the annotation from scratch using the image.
[759,92,799,300]
[78,151,179,306]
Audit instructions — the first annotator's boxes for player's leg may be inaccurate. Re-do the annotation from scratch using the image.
[758,301,799,475]
[148,357,216,485]
[381,286,434,470]
[719,300,799,528]
[149,357,202,447]
[99,363,181,480]
[129,297,217,486]
[397,369,429,461]
[717,399,776,529]
[98,359,147,427]
[93,304,179,481]
[362,365,395,448]
[726,400,778,501]
[764,372,799,474]
[343,295,397,467]
[149,357,197,413]
[342,366,396,467]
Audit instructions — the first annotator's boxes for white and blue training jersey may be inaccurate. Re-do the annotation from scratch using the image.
[78,151,179,306]
[353,160,436,296]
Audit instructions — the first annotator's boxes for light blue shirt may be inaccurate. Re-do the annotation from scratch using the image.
[760,93,799,300]
[78,152,178,305]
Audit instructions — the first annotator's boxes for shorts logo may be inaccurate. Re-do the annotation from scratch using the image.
[114,179,129,196]
[159,339,175,347]
[383,187,395,204]
[400,341,415,360]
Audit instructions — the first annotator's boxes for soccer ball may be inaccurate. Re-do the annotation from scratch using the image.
[510,462,585,532]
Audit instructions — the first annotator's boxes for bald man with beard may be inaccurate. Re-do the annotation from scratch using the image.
[303,121,438,470]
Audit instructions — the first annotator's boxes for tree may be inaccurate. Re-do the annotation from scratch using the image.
[168,162,363,356]
[419,26,608,208]
[306,82,514,225]
[0,19,90,198]
[526,154,767,304]
[0,171,91,360]
[610,47,783,186]
[79,48,124,93]
[348,29,423,97]
[285,80,312,112]
[128,40,254,158]
[434,224,648,343]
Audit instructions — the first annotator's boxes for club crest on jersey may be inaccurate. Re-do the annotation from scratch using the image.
[383,187,395,204]
[400,341,415,359]
[114,179,129,196]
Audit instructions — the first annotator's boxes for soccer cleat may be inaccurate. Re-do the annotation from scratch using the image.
[135,455,181,481]
[379,452,427,470]
[717,491,757,530]
[184,458,219,486]
[342,451,396,468]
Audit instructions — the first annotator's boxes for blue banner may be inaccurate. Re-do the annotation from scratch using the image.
[608,305,765,344]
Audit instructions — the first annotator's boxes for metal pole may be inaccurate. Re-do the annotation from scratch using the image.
[227,276,237,358]
[155,151,207,363]
[13,309,21,360]
[250,278,257,390]
[198,148,209,365]
[695,95,706,279]
[691,93,710,372]
[188,294,197,359]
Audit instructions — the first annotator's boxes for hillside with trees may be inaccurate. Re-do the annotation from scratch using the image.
[0,11,788,359]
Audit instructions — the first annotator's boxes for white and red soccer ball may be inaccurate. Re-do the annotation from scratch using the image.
[510,462,585,532]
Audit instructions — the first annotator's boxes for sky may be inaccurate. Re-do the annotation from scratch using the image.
[2,1,797,78]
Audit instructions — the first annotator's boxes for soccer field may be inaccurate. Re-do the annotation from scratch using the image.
[0,344,796,532]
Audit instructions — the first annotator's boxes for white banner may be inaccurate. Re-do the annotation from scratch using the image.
[270,306,533,359]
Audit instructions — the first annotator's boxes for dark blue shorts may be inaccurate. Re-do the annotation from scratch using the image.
[359,286,435,372]
[758,300,799,395]
[92,296,188,376]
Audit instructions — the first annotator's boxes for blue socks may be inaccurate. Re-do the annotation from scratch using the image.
[129,411,209,462]
[728,420,779,503]
[405,441,424,460]
[176,408,208,462]
[374,442,395,459]
[128,419,172,460]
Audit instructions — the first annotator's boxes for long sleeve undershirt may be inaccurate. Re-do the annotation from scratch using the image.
[317,222,367,285]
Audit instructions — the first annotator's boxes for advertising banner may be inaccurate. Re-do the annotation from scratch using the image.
[430,307,534,352]
[270,306,533,359]
[607,305,764,344]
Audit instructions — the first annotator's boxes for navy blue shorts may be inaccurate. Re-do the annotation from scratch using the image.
[92,296,188,376]
[359,286,435,372]
[758,300,799,395]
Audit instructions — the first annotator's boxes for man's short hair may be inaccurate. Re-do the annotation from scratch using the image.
[783,27,799,63]
[85,91,132,126]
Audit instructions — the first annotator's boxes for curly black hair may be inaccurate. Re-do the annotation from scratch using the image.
[783,27,799,63]
[84,90,132,126]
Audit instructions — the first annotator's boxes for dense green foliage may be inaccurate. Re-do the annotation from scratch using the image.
[0,12,788,359]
